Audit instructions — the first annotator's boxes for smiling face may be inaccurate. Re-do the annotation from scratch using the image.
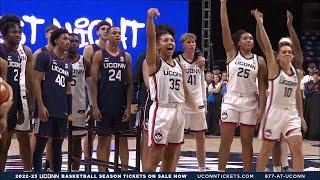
[157,33,175,58]
[238,32,254,51]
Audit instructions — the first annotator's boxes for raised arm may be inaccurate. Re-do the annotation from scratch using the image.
[287,11,303,70]
[142,59,150,89]
[253,9,279,79]
[146,8,160,75]
[220,0,236,61]
[255,22,266,56]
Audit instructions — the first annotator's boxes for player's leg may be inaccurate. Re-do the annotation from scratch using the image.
[194,131,206,171]
[119,137,129,171]
[239,125,255,171]
[32,136,48,172]
[71,137,82,171]
[97,136,112,172]
[16,132,32,171]
[51,138,64,172]
[141,130,149,171]
[145,145,165,172]
[0,131,13,171]
[46,139,53,170]
[286,133,304,171]
[256,140,276,171]
[161,144,181,172]
[218,124,236,171]
[272,141,282,172]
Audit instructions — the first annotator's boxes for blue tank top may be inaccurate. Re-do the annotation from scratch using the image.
[98,49,127,113]
[34,51,73,119]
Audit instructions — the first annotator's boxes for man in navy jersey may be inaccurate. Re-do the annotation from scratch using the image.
[0,14,34,172]
[82,21,110,161]
[31,24,59,171]
[91,26,132,172]
[32,28,72,172]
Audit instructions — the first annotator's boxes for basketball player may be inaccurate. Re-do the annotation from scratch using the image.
[254,10,307,172]
[0,14,34,172]
[30,24,59,171]
[32,28,72,172]
[253,10,305,172]
[0,78,13,136]
[66,33,92,171]
[144,8,198,172]
[218,0,267,172]
[82,21,110,161]
[91,26,132,172]
[175,33,207,172]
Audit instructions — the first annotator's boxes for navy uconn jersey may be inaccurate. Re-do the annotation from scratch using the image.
[98,49,127,112]
[34,51,73,119]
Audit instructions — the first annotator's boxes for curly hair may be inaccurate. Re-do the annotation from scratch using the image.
[50,28,69,47]
[0,14,21,37]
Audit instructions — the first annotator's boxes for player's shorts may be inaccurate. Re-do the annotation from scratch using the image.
[141,99,152,131]
[8,98,31,132]
[148,102,185,146]
[37,117,68,139]
[96,109,129,137]
[184,105,207,132]
[261,105,302,141]
[220,92,258,126]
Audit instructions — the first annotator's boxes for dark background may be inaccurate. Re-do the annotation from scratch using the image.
[188,0,303,70]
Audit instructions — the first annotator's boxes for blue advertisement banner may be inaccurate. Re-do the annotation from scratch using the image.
[0,0,189,65]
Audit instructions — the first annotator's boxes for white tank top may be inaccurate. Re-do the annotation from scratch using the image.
[71,56,87,115]
[226,52,259,96]
[268,64,298,107]
[149,58,185,104]
[177,54,205,106]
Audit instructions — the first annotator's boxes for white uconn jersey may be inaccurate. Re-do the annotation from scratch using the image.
[71,56,86,116]
[177,55,204,106]
[149,58,185,103]
[269,65,298,107]
[227,52,259,96]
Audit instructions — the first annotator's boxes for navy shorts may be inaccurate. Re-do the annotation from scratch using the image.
[37,117,68,139]
[7,98,22,131]
[96,110,129,137]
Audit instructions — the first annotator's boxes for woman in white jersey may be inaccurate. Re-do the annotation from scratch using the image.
[253,10,305,172]
[218,0,267,172]
[254,10,307,172]
[145,8,197,172]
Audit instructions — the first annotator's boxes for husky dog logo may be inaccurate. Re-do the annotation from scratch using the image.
[264,129,272,138]
[154,130,163,142]
[221,110,228,120]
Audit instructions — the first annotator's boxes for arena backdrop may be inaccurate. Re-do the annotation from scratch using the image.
[0,0,189,66]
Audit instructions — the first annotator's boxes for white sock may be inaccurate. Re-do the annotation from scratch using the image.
[199,167,206,172]
[264,167,270,172]
[218,170,225,172]
[273,166,281,172]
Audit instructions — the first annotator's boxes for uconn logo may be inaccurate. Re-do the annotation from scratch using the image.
[164,69,182,77]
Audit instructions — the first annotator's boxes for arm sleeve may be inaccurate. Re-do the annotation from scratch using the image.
[34,51,50,72]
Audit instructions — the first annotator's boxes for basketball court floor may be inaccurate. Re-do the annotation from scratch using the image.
[5,135,320,172]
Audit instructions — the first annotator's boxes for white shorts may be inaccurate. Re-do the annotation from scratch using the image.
[220,93,258,126]
[262,106,301,141]
[148,103,185,146]
[184,106,207,131]
[72,115,87,136]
